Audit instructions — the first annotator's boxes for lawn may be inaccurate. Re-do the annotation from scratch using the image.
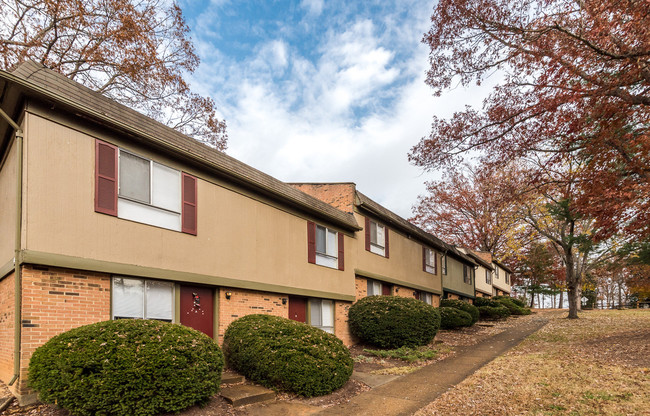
[415,309,650,416]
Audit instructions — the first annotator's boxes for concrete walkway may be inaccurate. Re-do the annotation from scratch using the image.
[318,316,549,416]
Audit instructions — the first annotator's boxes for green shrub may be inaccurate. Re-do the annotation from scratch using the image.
[494,296,532,315]
[348,296,441,348]
[478,305,511,320]
[29,319,223,416]
[439,299,479,324]
[510,297,528,308]
[474,296,502,308]
[223,314,352,397]
[439,306,473,329]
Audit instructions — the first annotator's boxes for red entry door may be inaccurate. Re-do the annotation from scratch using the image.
[289,296,307,323]
[180,285,214,338]
[382,284,392,296]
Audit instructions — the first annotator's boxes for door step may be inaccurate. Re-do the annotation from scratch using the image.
[220,384,275,407]
[221,370,245,385]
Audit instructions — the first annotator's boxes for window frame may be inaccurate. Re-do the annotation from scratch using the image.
[308,298,334,333]
[485,269,491,284]
[315,225,338,268]
[367,279,383,296]
[369,220,385,255]
[463,265,473,285]
[424,247,437,274]
[111,276,175,322]
[441,254,448,275]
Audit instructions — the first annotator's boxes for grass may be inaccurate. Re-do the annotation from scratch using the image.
[415,309,650,416]
[370,366,418,376]
[363,345,443,362]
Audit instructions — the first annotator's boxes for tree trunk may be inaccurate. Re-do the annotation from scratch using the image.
[566,251,579,319]
[558,290,564,309]
[530,292,535,308]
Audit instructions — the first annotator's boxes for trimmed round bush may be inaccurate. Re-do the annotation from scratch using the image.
[477,305,511,320]
[348,296,441,348]
[439,299,479,324]
[494,296,532,315]
[474,296,501,308]
[223,314,353,397]
[29,319,224,416]
[439,307,473,329]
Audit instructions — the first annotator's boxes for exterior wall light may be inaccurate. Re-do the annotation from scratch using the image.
[225,291,232,300]
[282,298,287,305]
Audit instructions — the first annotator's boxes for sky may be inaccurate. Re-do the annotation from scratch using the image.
[178,0,491,219]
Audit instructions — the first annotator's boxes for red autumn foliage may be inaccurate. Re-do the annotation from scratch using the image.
[410,0,650,240]
[0,0,227,150]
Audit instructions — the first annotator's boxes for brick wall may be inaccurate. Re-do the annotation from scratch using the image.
[334,300,355,346]
[16,265,111,398]
[394,284,416,298]
[0,272,14,387]
[217,287,288,344]
[355,276,367,299]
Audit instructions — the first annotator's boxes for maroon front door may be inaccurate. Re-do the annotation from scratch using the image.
[180,285,214,338]
[289,296,307,323]
[382,284,392,296]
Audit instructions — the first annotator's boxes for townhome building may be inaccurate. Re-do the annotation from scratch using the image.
[458,248,494,298]
[289,183,452,307]
[472,251,512,296]
[440,247,478,302]
[0,62,369,403]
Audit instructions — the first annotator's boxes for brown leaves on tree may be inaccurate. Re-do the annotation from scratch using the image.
[0,0,227,150]
[410,0,650,239]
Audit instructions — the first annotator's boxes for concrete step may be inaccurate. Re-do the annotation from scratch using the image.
[221,370,245,385]
[220,384,275,407]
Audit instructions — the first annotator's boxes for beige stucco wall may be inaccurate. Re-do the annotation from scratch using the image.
[0,139,17,268]
[492,263,511,293]
[474,264,493,296]
[442,255,474,298]
[22,111,355,298]
[352,212,442,294]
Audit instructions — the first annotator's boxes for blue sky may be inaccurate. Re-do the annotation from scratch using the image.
[178,0,491,218]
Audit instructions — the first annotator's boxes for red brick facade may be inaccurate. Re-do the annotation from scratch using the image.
[289,183,356,214]
[217,287,289,344]
[13,265,111,399]
[0,273,14,389]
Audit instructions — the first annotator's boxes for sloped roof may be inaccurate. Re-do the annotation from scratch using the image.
[355,191,475,264]
[1,61,360,231]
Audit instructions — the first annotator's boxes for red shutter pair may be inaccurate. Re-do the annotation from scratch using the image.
[94,139,197,235]
[307,221,344,271]
[364,217,389,258]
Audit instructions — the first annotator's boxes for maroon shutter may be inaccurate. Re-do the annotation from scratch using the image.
[385,228,389,258]
[307,221,316,264]
[338,232,344,270]
[422,246,427,272]
[434,251,438,275]
[95,140,118,216]
[364,217,371,251]
[182,173,197,235]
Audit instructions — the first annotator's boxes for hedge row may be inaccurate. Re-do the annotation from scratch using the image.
[223,314,353,397]
[348,296,441,348]
[439,307,473,329]
[439,299,479,324]
[29,320,223,416]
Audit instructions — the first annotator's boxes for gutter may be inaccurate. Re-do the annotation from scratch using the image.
[0,106,23,387]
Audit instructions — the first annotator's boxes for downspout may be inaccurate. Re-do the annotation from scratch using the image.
[0,106,24,387]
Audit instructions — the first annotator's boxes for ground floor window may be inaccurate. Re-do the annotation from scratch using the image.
[112,277,174,321]
[308,298,334,333]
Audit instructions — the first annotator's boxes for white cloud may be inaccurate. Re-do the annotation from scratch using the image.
[186,0,495,218]
[300,0,324,17]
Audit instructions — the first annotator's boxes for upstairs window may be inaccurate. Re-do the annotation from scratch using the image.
[463,265,473,284]
[441,255,448,275]
[365,218,389,257]
[95,140,197,234]
[486,269,491,284]
[494,265,500,279]
[423,247,437,274]
[506,272,510,284]
[307,222,344,270]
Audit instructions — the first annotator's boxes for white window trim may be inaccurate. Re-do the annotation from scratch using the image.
[369,220,385,256]
[117,149,182,231]
[315,225,338,269]
[112,276,175,322]
[367,279,383,296]
[308,298,334,333]
[424,248,435,274]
